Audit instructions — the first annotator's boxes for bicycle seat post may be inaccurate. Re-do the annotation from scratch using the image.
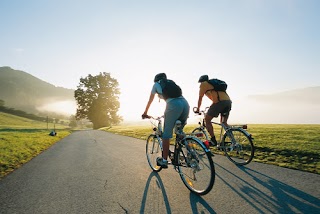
[174,120,185,141]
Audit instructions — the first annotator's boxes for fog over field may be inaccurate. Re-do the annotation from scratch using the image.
[1,1,319,124]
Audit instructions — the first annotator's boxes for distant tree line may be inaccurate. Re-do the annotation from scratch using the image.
[0,99,54,122]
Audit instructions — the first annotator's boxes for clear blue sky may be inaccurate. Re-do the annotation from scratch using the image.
[1,0,319,123]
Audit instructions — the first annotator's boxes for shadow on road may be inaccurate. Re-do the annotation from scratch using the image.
[189,192,216,214]
[215,163,320,213]
[140,172,171,213]
[140,171,216,213]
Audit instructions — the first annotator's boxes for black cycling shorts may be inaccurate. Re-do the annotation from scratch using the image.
[207,100,232,118]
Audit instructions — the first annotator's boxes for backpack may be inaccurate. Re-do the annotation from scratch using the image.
[159,79,182,100]
[207,78,227,91]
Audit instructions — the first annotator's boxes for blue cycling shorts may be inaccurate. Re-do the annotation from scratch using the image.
[162,97,190,139]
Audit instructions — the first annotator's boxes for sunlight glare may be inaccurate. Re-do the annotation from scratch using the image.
[37,100,76,116]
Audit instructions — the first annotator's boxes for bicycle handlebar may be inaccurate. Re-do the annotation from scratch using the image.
[193,107,209,115]
[142,114,164,120]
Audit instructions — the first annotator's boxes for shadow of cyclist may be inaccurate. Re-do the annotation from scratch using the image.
[189,192,216,214]
[140,171,216,213]
[140,172,171,213]
[215,163,320,214]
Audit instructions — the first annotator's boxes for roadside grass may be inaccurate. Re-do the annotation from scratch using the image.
[101,124,320,174]
[1,110,319,177]
[247,124,319,174]
[0,112,71,179]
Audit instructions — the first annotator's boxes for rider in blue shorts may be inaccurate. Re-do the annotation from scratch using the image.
[142,73,190,168]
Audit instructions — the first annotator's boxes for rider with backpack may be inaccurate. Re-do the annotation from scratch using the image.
[142,73,190,168]
[194,75,232,146]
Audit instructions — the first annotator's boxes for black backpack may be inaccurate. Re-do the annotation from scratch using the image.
[207,78,227,91]
[159,79,182,100]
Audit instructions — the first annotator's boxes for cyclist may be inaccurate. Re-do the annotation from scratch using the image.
[142,73,190,168]
[194,75,232,146]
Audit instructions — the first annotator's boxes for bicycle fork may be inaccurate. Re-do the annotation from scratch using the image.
[152,136,163,154]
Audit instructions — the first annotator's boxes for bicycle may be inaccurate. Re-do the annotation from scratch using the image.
[191,107,255,165]
[143,115,215,195]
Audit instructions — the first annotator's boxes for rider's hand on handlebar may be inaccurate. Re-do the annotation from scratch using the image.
[142,114,151,119]
[193,107,200,114]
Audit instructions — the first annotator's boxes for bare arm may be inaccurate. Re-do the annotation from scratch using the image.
[143,93,156,115]
[197,94,204,110]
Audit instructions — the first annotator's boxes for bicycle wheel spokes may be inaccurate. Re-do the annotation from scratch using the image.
[177,137,215,195]
[223,128,254,165]
[146,134,162,172]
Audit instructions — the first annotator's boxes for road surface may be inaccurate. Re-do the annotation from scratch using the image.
[0,130,319,213]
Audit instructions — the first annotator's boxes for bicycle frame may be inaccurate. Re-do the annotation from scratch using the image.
[145,115,215,195]
[192,108,255,165]
[148,116,211,166]
[194,109,251,143]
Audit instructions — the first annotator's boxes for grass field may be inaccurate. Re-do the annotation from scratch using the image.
[1,111,319,179]
[0,112,71,179]
[101,123,320,174]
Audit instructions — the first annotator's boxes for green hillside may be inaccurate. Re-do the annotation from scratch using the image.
[0,112,66,129]
[0,112,71,179]
[0,66,74,114]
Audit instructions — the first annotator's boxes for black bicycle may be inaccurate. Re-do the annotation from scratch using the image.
[144,115,215,195]
[192,107,255,165]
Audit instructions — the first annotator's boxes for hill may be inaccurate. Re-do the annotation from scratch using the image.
[232,86,320,124]
[0,111,46,129]
[248,86,320,104]
[0,66,75,115]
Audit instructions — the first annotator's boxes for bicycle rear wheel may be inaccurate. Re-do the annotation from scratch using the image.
[177,137,215,195]
[146,134,162,172]
[222,128,254,165]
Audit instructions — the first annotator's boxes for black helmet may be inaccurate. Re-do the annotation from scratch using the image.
[198,75,209,83]
[154,73,167,82]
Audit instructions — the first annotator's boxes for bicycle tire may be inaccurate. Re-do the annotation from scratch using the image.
[221,128,254,165]
[177,137,215,195]
[146,134,162,172]
[191,127,210,155]
[191,127,209,142]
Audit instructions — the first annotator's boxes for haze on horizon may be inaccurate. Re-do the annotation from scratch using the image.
[0,1,319,124]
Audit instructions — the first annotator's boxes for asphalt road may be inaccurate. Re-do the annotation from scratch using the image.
[0,130,319,214]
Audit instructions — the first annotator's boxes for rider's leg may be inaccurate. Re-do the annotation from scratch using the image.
[221,114,229,126]
[205,114,217,144]
[206,103,220,145]
[160,98,189,166]
[162,138,170,160]
[221,101,232,127]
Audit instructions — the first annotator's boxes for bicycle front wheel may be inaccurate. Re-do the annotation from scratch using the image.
[191,127,209,142]
[222,128,254,165]
[177,137,215,195]
[146,134,162,172]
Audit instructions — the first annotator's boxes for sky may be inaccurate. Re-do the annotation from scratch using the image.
[1,0,319,124]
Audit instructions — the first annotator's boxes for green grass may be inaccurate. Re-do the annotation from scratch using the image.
[1,111,319,177]
[0,112,71,179]
[246,124,319,174]
[101,123,320,174]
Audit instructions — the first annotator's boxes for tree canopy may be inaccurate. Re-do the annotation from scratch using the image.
[74,72,122,129]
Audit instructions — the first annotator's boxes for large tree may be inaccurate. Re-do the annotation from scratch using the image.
[74,72,122,129]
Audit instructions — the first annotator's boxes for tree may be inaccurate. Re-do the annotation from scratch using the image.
[69,115,77,128]
[74,72,122,129]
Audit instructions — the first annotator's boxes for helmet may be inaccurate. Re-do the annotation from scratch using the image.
[154,73,167,82]
[198,75,209,83]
